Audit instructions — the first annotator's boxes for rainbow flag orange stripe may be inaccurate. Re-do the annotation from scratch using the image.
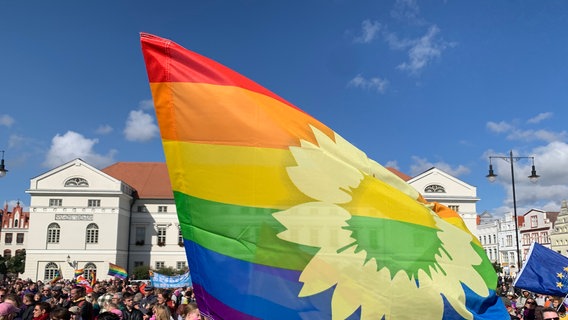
[141,33,507,319]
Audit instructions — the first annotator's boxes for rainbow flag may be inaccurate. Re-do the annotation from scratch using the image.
[74,268,84,279]
[108,263,128,280]
[50,268,62,285]
[140,33,507,319]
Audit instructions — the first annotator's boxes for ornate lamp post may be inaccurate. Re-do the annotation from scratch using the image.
[486,150,539,271]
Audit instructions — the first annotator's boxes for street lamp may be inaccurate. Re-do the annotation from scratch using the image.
[0,151,7,178]
[66,255,78,269]
[486,150,539,271]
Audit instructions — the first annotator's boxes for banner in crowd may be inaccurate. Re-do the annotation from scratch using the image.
[150,270,192,288]
[514,242,568,296]
[140,33,507,319]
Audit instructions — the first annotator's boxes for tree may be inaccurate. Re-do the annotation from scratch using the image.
[5,249,26,278]
[132,265,150,280]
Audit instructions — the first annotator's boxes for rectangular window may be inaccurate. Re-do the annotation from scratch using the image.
[135,227,145,245]
[16,233,24,244]
[4,233,12,244]
[134,261,144,267]
[506,235,513,247]
[157,227,167,246]
[88,199,101,207]
[86,227,99,244]
[48,228,60,244]
[137,206,147,213]
[49,199,62,207]
[531,216,538,228]
[158,206,167,213]
[155,261,165,269]
[448,205,459,212]
[178,228,183,244]
[176,261,187,270]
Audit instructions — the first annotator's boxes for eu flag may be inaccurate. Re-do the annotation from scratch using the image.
[514,242,568,296]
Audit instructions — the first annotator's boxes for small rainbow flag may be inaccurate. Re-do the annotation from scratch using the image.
[140,33,508,319]
[74,268,84,279]
[108,263,127,280]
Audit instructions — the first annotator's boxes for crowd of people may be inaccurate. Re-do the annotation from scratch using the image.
[0,278,202,320]
[497,282,566,320]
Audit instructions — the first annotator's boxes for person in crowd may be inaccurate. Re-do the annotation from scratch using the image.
[0,302,21,320]
[518,298,538,320]
[155,291,174,316]
[175,303,199,320]
[21,294,37,320]
[519,290,534,307]
[4,294,23,320]
[32,302,50,320]
[150,305,171,320]
[39,288,51,304]
[121,293,142,320]
[0,288,8,303]
[138,287,156,317]
[49,307,70,320]
[104,303,122,320]
[96,312,119,320]
[67,306,80,320]
[542,306,561,320]
[69,287,92,320]
[111,294,124,312]
[47,287,68,309]
[125,285,139,296]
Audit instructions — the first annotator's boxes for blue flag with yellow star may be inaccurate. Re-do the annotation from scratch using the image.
[514,242,568,296]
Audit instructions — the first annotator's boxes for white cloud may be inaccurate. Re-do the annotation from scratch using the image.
[95,124,113,135]
[409,156,470,177]
[347,74,389,93]
[390,0,420,22]
[384,160,399,170]
[396,25,455,74]
[0,114,14,127]
[43,131,117,168]
[123,110,159,142]
[487,142,568,213]
[527,112,552,124]
[138,99,155,110]
[487,119,566,143]
[354,20,381,43]
[486,121,514,133]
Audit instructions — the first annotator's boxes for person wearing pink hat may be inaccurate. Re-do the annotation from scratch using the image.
[0,302,21,320]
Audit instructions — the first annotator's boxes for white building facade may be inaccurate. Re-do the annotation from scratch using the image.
[407,167,479,237]
[22,159,185,281]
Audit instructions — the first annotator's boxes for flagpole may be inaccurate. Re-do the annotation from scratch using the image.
[558,292,568,312]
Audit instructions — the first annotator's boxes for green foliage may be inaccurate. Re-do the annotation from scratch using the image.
[132,265,150,280]
[0,249,26,278]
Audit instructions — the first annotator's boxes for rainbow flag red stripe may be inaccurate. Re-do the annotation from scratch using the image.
[140,33,507,319]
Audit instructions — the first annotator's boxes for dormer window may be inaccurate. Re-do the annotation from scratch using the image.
[65,177,89,187]
[424,184,445,193]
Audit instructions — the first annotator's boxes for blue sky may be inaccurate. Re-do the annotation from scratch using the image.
[1,0,568,217]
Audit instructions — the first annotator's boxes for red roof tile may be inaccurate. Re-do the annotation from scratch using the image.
[102,162,173,199]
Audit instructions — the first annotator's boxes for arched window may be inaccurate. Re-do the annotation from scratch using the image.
[3,249,11,258]
[47,223,60,243]
[14,219,18,228]
[86,224,99,244]
[44,262,59,280]
[84,262,97,282]
[424,184,445,193]
[65,177,89,187]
